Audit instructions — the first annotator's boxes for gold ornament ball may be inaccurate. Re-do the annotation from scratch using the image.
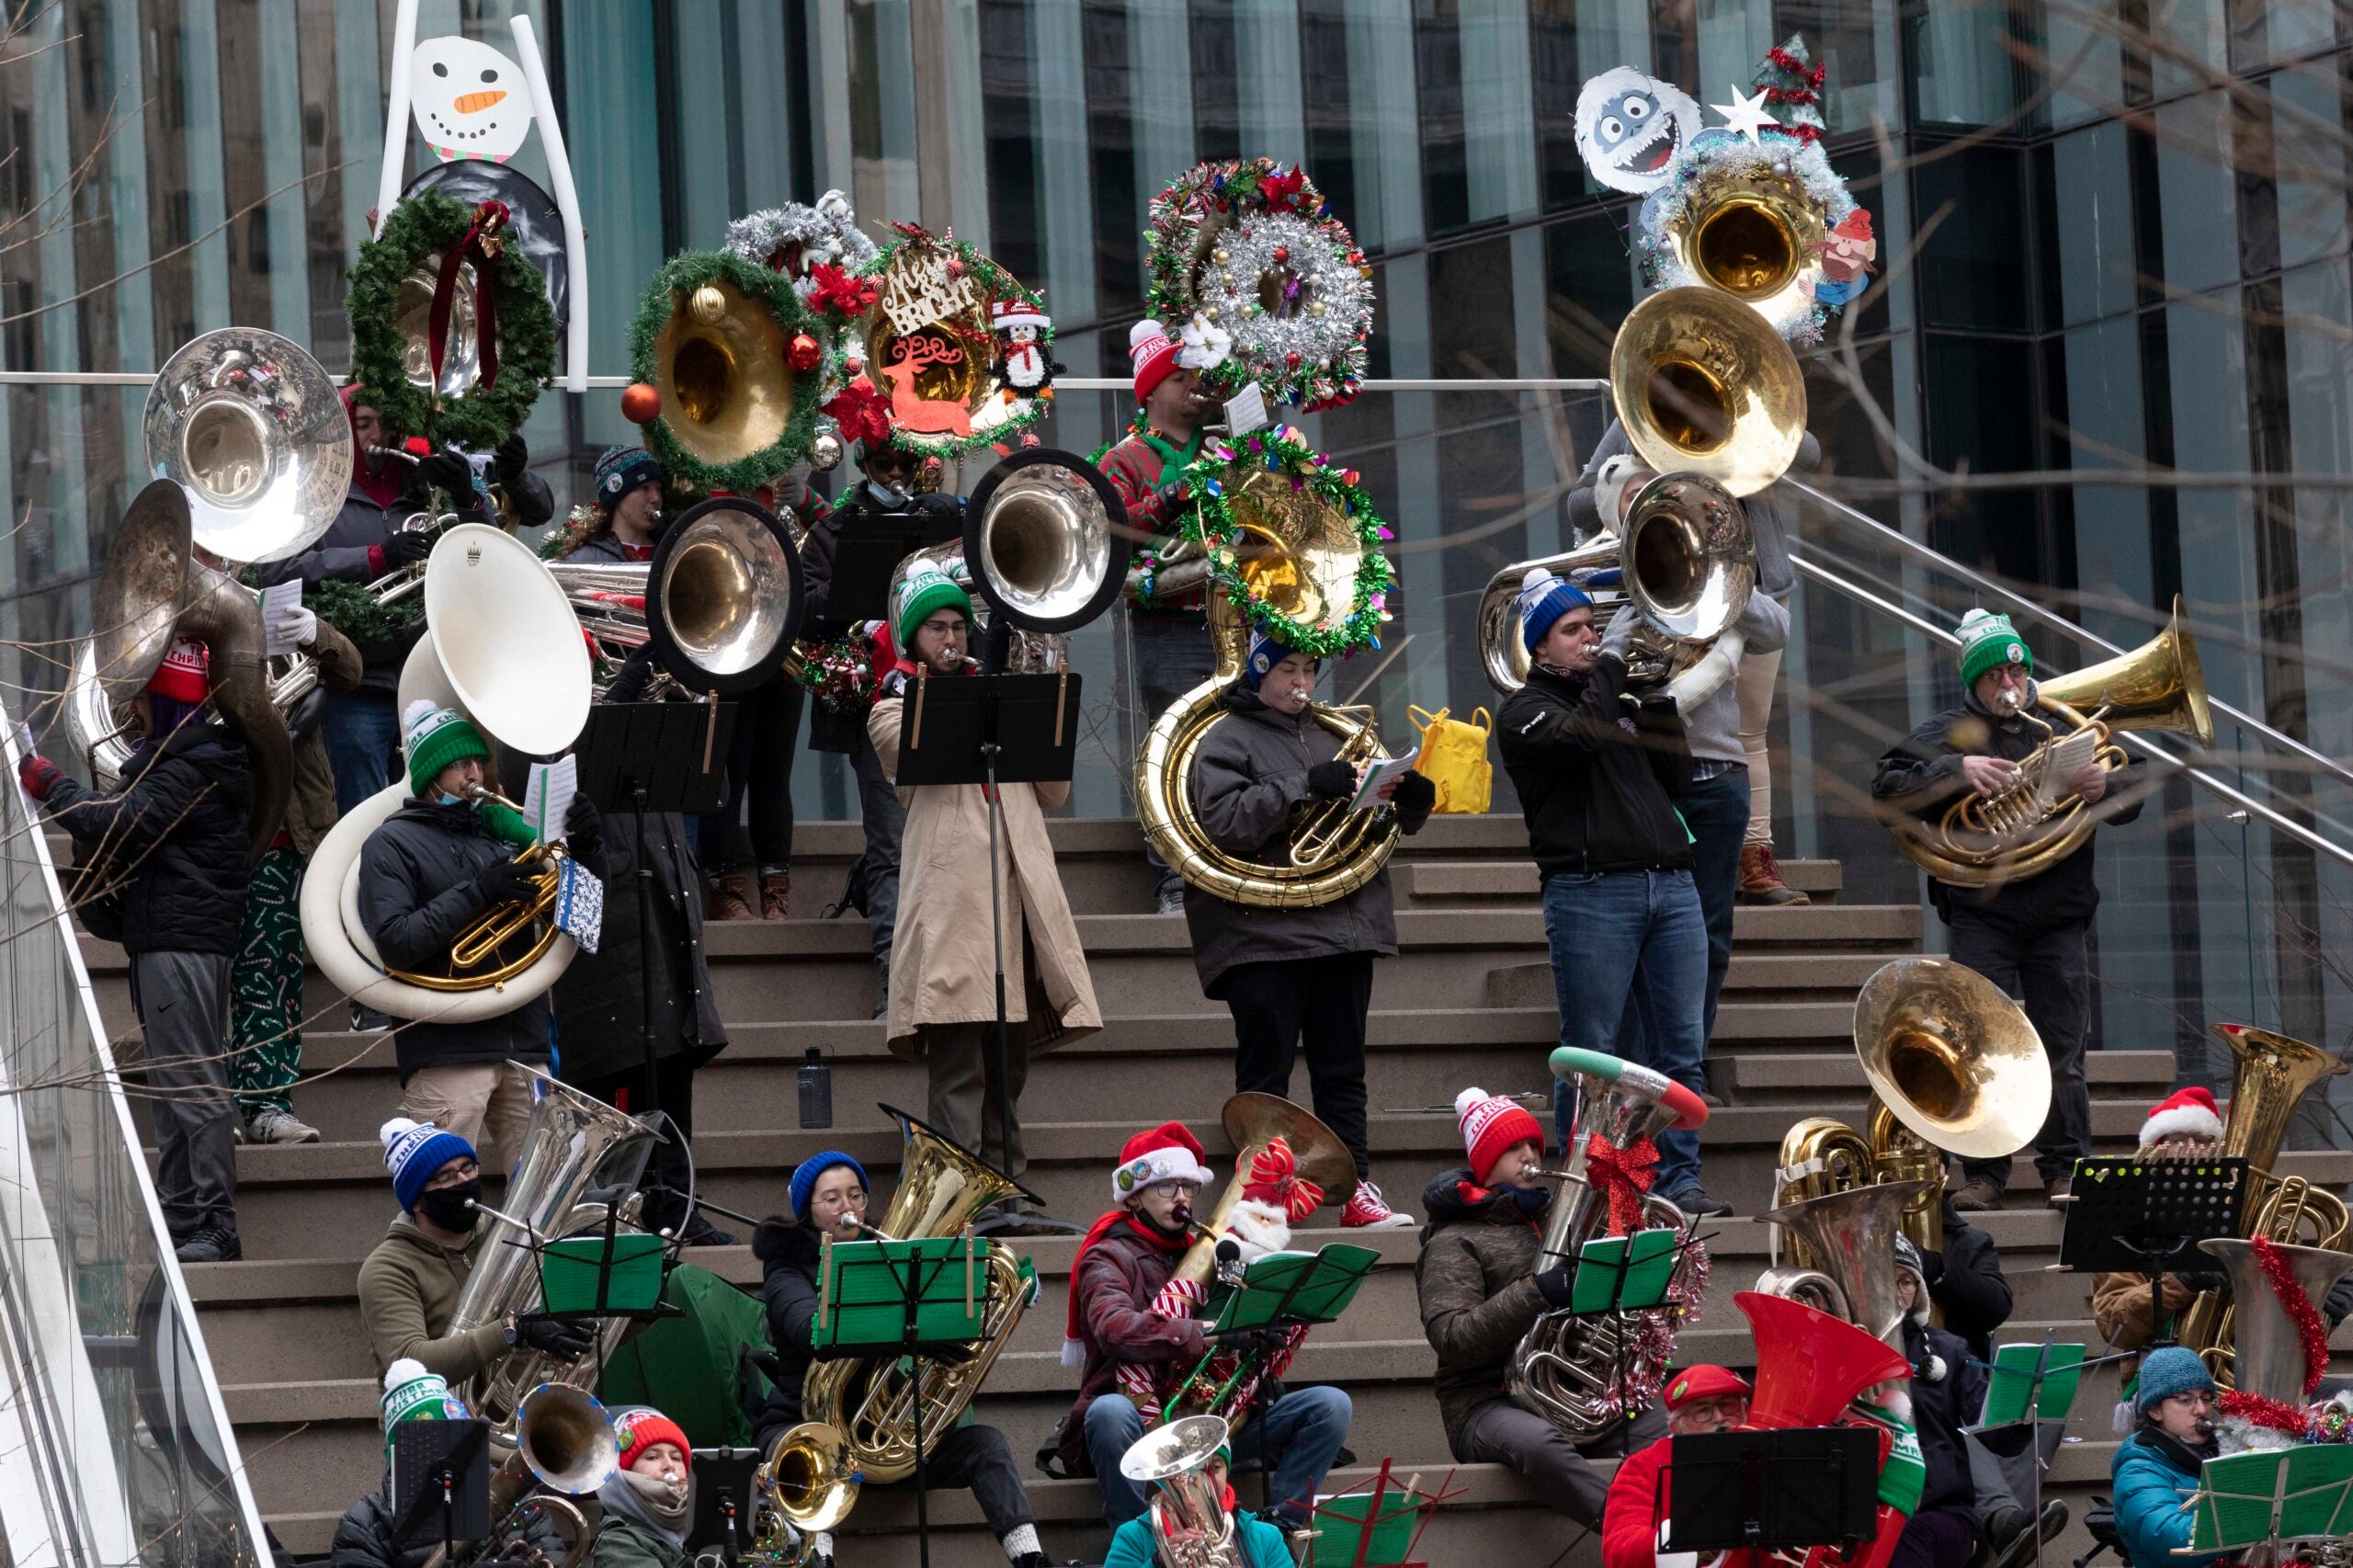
[688,284,728,324]
[1309,301,1326,317]
[1203,307,1219,321]
[1213,248,1231,265]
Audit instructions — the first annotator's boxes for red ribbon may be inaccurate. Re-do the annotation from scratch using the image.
[1584,1132,1659,1235]
[429,200,511,396]
[2252,1233,2330,1397]
[1242,1137,1324,1222]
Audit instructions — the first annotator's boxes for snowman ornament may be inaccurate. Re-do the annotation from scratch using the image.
[408,36,534,163]
[992,300,1053,392]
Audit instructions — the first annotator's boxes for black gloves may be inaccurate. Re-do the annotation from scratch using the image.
[605,648,659,704]
[1214,1325,1289,1358]
[475,858,540,903]
[512,1313,597,1361]
[564,796,607,873]
[2325,1270,2353,1331]
[1306,760,1358,800]
[412,447,476,503]
[381,529,434,566]
[1535,1259,1580,1310]
[489,434,529,487]
[2174,1267,2228,1297]
[1391,770,1437,814]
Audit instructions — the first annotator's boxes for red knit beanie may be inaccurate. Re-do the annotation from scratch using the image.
[612,1406,692,1477]
[1129,319,1181,403]
[145,637,210,703]
[1456,1087,1543,1185]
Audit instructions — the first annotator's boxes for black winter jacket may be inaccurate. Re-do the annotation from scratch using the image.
[1496,657,1693,878]
[1415,1167,1565,1450]
[1180,684,1430,994]
[1900,1310,1990,1519]
[803,485,961,636]
[357,796,559,1076]
[1920,1203,2015,1364]
[43,722,253,955]
[749,1217,824,1446]
[329,1482,562,1568]
[1871,684,2144,927]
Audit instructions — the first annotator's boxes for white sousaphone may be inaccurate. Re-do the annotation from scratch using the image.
[300,524,591,1023]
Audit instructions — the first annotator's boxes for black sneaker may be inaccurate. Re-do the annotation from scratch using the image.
[175,1221,242,1263]
[1663,1184,1733,1219]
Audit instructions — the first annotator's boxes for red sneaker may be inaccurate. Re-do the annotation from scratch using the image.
[1340,1180,1414,1229]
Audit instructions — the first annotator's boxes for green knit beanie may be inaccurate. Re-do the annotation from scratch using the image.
[893,561,973,653]
[1956,608,2033,689]
[403,699,492,795]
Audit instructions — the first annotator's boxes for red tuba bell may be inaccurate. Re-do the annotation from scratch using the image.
[1735,1291,1916,1568]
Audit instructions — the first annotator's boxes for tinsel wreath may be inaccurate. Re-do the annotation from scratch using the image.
[1635,130,1858,346]
[628,249,826,494]
[851,230,1053,459]
[1144,156,1372,412]
[722,198,880,299]
[348,189,556,451]
[537,504,605,561]
[1175,424,1394,659]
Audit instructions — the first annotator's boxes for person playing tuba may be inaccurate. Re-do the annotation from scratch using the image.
[1871,611,2143,1213]
[1104,1430,1298,1568]
[749,1153,1052,1568]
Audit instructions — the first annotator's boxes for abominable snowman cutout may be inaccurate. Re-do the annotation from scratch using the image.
[373,1,590,392]
[1574,67,1705,194]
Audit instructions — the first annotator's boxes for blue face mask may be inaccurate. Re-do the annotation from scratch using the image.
[1510,1183,1550,1215]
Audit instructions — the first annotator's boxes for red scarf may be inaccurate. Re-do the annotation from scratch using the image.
[1066,1209,1190,1350]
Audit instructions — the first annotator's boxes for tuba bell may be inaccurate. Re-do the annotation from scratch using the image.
[1753,1178,1931,1346]
[1120,1415,1246,1568]
[1853,959,2051,1163]
[140,326,353,563]
[961,448,1129,637]
[1665,164,1834,338]
[749,1420,860,1562]
[648,267,798,478]
[1892,597,2211,889]
[1611,287,1807,498]
[2194,1237,2353,1404]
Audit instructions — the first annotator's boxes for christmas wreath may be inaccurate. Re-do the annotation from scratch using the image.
[347,188,555,450]
[1635,128,1859,345]
[628,249,828,494]
[851,228,1054,460]
[1174,424,1394,659]
[1145,157,1372,412]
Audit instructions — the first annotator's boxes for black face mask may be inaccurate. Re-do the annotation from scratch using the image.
[415,1177,483,1233]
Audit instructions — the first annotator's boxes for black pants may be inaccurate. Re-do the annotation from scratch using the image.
[1949,908,2092,1187]
[698,678,803,875]
[1453,1397,1668,1525]
[577,1054,699,1232]
[888,1424,1035,1539]
[1222,951,1375,1180]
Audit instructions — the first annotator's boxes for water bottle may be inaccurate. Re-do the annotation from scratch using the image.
[797,1047,833,1130]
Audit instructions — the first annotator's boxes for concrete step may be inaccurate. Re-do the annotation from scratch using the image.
[1722,1049,2179,1099]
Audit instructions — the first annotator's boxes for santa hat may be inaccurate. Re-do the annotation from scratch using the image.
[609,1405,692,1477]
[1457,1087,1544,1186]
[1129,319,1182,403]
[1111,1121,1214,1204]
[2139,1085,2223,1150]
[145,637,210,703]
[1833,209,1874,244]
[991,298,1049,333]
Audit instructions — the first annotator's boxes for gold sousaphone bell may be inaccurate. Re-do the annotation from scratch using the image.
[654,278,798,472]
[1611,286,1806,498]
[1852,957,2051,1161]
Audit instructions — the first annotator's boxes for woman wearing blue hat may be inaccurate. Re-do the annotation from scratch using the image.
[2109,1346,2226,1568]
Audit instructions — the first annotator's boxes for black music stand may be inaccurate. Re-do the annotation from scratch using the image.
[391,1417,493,1557]
[688,1446,765,1564]
[893,672,1082,1210]
[824,515,962,634]
[575,702,736,1118]
[2056,1156,2247,1350]
[1667,1426,1881,1557]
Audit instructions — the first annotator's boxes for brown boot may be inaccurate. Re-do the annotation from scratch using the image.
[1737,843,1812,906]
[760,870,791,920]
[706,872,756,921]
[1950,1176,2006,1213]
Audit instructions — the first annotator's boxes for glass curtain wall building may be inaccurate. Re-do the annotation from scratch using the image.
[3,0,2348,1112]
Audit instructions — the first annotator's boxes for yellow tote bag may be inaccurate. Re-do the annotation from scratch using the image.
[1408,705,1493,813]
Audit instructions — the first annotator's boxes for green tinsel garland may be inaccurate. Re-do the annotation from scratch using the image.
[628,249,825,494]
[307,577,416,649]
[1176,425,1394,658]
[347,189,555,450]
[852,233,1053,459]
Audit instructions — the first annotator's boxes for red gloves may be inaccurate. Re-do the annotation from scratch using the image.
[18,754,63,801]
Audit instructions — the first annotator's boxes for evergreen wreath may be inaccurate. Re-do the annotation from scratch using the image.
[628,249,827,494]
[1144,157,1372,412]
[1175,424,1394,659]
[851,230,1053,459]
[347,189,554,450]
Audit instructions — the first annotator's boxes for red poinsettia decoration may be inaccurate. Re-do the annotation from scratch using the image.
[1257,164,1307,212]
[808,262,879,319]
[823,378,894,448]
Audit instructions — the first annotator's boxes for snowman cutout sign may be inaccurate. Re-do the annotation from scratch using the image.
[408,36,533,163]
[1574,66,1705,195]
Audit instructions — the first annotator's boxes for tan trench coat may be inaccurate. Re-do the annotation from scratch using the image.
[869,690,1101,1061]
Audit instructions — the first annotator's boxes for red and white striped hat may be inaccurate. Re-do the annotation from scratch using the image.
[1129,319,1182,403]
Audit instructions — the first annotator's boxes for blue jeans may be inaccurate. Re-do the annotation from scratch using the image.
[1618,767,1748,1051]
[1083,1385,1351,1528]
[1544,869,1710,1196]
[324,690,402,814]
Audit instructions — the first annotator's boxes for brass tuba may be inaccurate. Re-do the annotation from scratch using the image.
[1663,164,1835,339]
[1507,1048,1711,1438]
[961,448,1128,636]
[1120,1415,1246,1568]
[2194,1237,2353,1402]
[449,1383,621,1568]
[649,273,798,477]
[1893,597,2212,889]
[2176,1022,2352,1381]
[799,1107,1034,1484]
[1754,1177,1932,1346]
[749,1420,859,1563]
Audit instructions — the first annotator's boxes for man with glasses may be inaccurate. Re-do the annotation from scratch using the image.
[1056,1122,1352,1536]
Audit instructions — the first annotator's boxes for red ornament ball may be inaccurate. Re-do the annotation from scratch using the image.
[789,333,823,372]
[620,382,661,424]
[1287,351,1302,369]
[946,258,966,279]
[1273,245,1290,265]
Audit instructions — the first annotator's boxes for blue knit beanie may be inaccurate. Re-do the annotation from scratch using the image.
[790,1152,869,1221]
[1243,628,1314,691]
[381,1118,478,1214]
[2132,1346,2215,1415]
[595,446,665,514]
[1518,566,1595,653]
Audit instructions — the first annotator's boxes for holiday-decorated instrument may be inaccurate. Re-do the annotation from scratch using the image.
[1889,597,2211,889]
[849,225,1055,458]
[1507,1048,1711,1439]
[628,249,831,494]
[723,190,881,471]
[1121,1415,1247,1568]
[1611,285,1806,498]
[2177,1024,2352,1385]
[799,1107,1034,1485]
[1639,131,1855,342]
[299,527,592,1022]
[2198,1237,2353,1444]
[1736,1290,1919,1568]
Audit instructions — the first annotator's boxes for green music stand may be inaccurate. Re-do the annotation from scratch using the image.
[2187,1444,2353,1557]
[1162,1245,1380,1426]
[1571,1228,1684,1315]
[1971,1339,2097,1568]
[1305,1459,1466,1568]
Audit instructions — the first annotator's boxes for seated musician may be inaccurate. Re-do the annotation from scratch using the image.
[331,1361,564,1568]
[357,1119,593,1380]
[1103,1436,1298,1568]
[2109,1347,2226,1568]
[1599,1364,1751,1568]
[750,1153,1051,1568]
[1891,1237,1999,1568]
[588,1406,696,1568]
[1061,1122,1353,1533]
[1920,1192,2013,1365]
[1183,627,1435,1230]
[1415,1087,1666,1524]
[1871,611,2143,1214]
[357,700,604,1174]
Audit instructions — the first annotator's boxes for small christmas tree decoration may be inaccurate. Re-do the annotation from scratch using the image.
[1755,34,1828,143]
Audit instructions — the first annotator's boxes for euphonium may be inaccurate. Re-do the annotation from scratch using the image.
[1507,1049,1711,1438]
[2176,1022,2351,1381]
[749,1420,859,1562]
[800,1107,1033,1484]
[1121,1415,1246,1568]
[442,1383,620,1568]
[1893,597,2212,889]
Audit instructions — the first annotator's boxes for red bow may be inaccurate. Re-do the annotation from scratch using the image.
[808,262,879,319]
[1257,165,1306,211]
[429,201,510,395]
[1242,1137,1324,1222]
[1584,1133,1658,1235]
[823,378,894,447]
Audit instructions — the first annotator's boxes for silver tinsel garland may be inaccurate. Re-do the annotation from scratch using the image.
[1635,130,1859,346]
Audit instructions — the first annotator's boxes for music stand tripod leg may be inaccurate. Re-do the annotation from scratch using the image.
[982,740,1016,1198]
